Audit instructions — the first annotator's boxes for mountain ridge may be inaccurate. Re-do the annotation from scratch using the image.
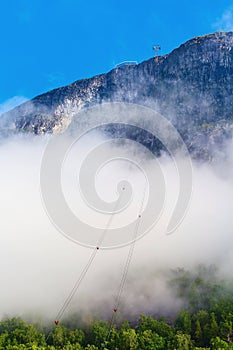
[1,31,233,160]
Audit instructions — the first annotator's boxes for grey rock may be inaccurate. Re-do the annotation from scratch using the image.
[1,31,233,160]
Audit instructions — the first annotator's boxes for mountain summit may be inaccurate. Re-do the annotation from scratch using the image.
[1,31,233,159]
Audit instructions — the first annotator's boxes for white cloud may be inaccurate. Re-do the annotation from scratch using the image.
[0,132,233,321]
[0,96,28,115]
[213,8,233,32]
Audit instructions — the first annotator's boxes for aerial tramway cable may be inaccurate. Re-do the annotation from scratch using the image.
[52,188,125,326]
[47,176,147,348]
[106,181,147,342]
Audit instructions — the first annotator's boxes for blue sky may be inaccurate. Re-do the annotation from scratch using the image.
[1,0,233,109]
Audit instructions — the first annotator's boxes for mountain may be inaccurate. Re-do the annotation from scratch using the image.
[1,31,233,160]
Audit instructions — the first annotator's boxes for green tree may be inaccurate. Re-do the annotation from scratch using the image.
[173,332,194,350]
[49,325,69,348]
[62,344,83,350]
[194,320,203,346]
[88,321,109,349]
[84,345,99,350]
[137,329,165,350]
[175,310,192,334]
[104,326,118,350]
[219,318,233,342]
[194,311,210,346]
[69,329,85,346]
[137,315,174,343]
[210,336,230,349]
[209,313,219,339]
[0,317,45,347]
[118,328,138,350]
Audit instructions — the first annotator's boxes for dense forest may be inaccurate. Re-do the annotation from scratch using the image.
[1,265,233,349]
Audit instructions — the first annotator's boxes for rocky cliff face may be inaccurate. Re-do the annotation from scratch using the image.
[1,31,233,160]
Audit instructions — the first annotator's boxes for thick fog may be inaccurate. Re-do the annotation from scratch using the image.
[0,107,233,324]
